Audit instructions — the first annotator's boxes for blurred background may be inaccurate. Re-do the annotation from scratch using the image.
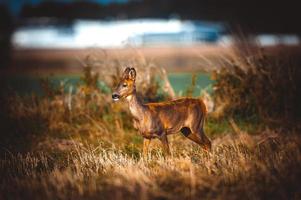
[1,0,300,72]
[1,2,301,199]
[1,0,300,95]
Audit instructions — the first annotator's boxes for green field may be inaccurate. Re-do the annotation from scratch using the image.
[1,73,213,97]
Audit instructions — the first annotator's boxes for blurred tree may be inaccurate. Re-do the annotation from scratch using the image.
[0,5,13,69]
[18,0,301,34]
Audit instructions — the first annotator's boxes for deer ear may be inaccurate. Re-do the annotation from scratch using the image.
[128,68,136,80]
[122,67,131,78]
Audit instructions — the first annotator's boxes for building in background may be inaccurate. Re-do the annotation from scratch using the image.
[12,19,224,49]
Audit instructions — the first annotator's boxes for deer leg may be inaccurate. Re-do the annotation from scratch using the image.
[199,129,212,151]
[159,133,171,156]
[143,138,151,158]
[191,131,211,151]
[181,127,211,151]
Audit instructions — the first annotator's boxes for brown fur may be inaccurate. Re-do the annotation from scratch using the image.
[112,67,211,156]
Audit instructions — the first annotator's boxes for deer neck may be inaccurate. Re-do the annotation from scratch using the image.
[126,90,146,121]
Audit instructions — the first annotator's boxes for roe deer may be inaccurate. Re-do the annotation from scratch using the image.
[112,67,211,157]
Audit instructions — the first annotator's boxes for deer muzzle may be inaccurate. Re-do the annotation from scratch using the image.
[112,93,120,101]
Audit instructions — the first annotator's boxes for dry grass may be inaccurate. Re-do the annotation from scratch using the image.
[209,42,301,126]
[1,131,301,200]
[1,47,301,199]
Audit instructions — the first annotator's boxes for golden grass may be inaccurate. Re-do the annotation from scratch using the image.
[1,46,301,199]
[1,131,301,200]
[209,43,301,125]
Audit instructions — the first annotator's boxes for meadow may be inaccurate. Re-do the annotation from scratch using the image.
[0,44,301,200]
[0,73,212,97]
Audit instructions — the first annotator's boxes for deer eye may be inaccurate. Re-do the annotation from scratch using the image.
[122,83,127,87]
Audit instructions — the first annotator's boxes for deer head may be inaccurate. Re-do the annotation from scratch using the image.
[112,67,136,101]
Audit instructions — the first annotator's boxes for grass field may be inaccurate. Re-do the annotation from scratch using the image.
[1,131,300,200]
[0,73,212,97]
[1,45,301,200]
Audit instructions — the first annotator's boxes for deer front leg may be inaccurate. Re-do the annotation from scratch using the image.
[143,138,151,158]
[160,133,171,156]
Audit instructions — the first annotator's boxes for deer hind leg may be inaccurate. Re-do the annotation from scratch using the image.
[196,128,211,151]
[181,127,211,151]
